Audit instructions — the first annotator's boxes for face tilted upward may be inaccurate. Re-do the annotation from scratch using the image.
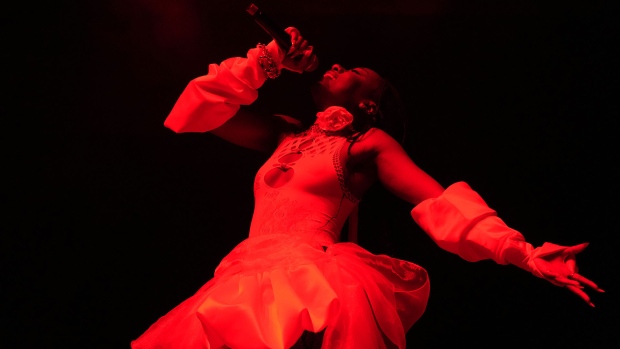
[311,64,384,112]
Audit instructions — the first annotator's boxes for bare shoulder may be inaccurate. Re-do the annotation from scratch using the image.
[346,127,405,171]
[352,128,444,204]
[351,128,403,155]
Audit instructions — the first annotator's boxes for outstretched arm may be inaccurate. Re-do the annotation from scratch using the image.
[364,129,604,306]
[362,129,445,205]
[413,183,605,306]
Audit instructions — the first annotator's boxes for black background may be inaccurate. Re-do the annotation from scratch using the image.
[5,1,618,348]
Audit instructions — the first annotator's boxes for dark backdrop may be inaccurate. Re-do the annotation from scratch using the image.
[6,1,618,348]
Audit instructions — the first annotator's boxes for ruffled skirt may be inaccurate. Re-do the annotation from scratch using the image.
[131,234,430,349]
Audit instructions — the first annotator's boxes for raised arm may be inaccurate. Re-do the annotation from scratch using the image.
[164,28,317,152]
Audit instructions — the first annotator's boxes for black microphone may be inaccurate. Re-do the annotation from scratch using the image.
[246,3,291,52]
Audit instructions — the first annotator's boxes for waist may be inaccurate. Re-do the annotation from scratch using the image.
[214,232,336,279]
[248,229,337,247]
[248,207,346,242]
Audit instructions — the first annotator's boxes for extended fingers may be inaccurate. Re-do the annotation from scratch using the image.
[566,242,589,255]
[541,271,564,287]
[570,273,605,292]
[553,275,581,287]
[566,284,595,307]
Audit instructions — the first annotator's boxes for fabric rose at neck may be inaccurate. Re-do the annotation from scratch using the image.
[315,106,354,132]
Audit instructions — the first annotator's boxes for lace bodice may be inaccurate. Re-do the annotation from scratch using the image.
[248,126,360,244]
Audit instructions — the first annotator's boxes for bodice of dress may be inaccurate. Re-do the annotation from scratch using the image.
[249,126,360,245]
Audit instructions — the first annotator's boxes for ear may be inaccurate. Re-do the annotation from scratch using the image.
[358,99,378,115]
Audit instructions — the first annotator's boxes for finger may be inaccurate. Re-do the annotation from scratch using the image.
[285,27,301,54]
[297,39,309,51]
[285,27,300,38]
[542,269,575,287]
[571,273,605,292]
[285,28,298,46]
[291,40,309,58]
[542,269,559,280]
[566,285,594,307]
[554,275,581,287]
[566,242,589,255]
[542,273,564,287]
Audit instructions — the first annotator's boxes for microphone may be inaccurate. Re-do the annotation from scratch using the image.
[246,3,291,52]
[246,3,318,72]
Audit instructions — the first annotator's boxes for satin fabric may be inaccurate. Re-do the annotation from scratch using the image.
[131,234,429,349]
[140,44,432,348]
[164,42,284,134]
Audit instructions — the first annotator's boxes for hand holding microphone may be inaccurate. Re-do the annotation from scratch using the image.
[282,27,319,73]
[246,4,318,73]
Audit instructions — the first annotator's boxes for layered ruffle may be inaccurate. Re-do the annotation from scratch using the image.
[131,234,429,349]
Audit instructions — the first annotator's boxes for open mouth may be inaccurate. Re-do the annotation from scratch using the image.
[323,71,337,80]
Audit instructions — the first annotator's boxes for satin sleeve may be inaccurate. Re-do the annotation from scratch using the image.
[410,181,525,264]
[164,41,284,133]
[411,182,586,280]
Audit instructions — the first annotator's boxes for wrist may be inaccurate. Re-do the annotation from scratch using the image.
[255,41,285,79]
[501,237,542,276]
